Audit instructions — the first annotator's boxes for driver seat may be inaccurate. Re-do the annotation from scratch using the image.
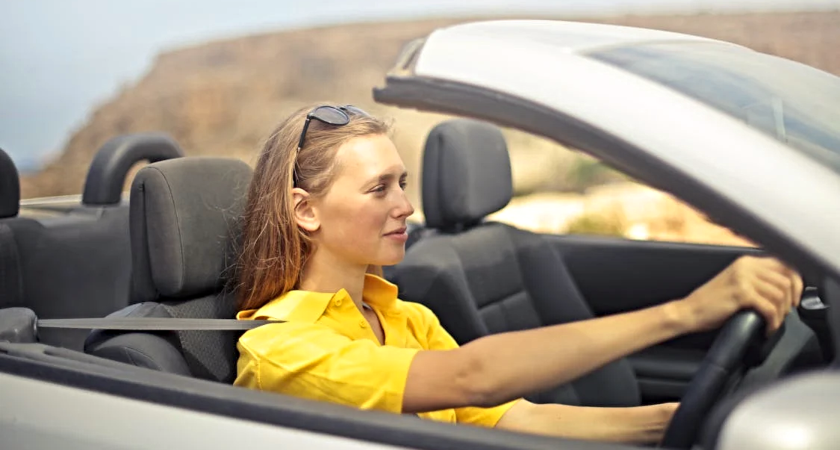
[394,119,641,407]
[85,157,252,383]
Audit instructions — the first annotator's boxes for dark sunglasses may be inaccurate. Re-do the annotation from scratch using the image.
[297,105,370,151]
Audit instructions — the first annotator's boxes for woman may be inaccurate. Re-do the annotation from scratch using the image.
[233,104,802,444]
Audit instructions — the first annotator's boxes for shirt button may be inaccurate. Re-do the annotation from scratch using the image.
[334,298,343,307]
[359,320,367,329]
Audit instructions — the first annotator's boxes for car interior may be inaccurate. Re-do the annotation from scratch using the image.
[0,134,183,350]
[0,119,835,449]
[394,119,827,407]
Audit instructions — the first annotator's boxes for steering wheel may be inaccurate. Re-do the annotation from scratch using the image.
[659,311,768,449]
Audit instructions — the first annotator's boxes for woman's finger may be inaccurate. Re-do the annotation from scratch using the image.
[755,258,803,312]
[791,273,804,308]
[745,286,784,334]
[756,269,792,299]
[754,280,790,331]
[767,260,804,309]
[754,278,789,313]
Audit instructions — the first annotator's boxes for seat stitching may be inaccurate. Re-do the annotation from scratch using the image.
[154,167,186,292]
[122,346,159,370]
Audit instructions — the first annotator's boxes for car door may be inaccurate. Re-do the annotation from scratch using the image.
[0,337,635,450]
[544,235,759,402]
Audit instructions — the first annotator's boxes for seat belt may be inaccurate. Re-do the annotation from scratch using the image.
[37,318,281,331]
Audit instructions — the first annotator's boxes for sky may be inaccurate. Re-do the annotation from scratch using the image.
[1,0,838,172]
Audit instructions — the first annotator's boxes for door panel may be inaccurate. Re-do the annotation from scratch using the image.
[0,343,634,450]
[543,234,761,402]
[546,235,759,317]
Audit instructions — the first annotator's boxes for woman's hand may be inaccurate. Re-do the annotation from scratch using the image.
[674,256,803,334]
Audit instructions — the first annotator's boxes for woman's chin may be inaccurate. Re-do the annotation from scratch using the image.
[375,249,406,267]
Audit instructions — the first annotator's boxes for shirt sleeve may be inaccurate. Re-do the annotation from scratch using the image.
[235,322,419,414]
[413,303,522,427]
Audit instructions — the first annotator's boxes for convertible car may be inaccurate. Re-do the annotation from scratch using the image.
[1,20,839,450]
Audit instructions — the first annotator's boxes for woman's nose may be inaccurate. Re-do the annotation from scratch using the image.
[393,191,414,218]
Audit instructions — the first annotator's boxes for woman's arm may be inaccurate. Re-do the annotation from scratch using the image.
[404,296,687,411]
[495,400,679,444]
[403,256,801,413]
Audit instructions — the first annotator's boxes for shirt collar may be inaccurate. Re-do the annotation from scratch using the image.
[362,273,399,312]
[237,274,400,323]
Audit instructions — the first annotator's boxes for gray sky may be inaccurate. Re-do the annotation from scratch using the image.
[1,0,838,171]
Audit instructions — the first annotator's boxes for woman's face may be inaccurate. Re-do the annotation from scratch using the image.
[307,134,414,267]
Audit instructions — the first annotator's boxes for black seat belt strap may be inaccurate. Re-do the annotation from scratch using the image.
[37,317,282,331]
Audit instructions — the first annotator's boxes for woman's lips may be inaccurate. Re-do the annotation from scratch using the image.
[384,227,408,242]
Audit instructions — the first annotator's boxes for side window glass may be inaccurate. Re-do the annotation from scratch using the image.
[486,129,755,247]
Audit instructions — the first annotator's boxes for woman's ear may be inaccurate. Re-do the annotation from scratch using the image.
[292,188,320,232]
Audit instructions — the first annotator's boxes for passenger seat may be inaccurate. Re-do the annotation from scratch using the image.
[394,119,642,407]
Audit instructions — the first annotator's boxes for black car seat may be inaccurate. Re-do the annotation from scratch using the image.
[0,136,182,350]
[85,157,252,383]
[0,147,25,309]
[393,119,641,407]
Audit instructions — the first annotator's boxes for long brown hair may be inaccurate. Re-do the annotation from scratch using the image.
[236,104,390,311]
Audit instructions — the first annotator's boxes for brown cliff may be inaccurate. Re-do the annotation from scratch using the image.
[20,11,840,212]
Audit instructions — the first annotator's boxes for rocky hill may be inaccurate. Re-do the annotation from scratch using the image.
[20,11,840,216]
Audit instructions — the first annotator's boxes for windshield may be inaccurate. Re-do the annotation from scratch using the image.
[589,42,840,172]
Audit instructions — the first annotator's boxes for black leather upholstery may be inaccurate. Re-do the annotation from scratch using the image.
[5,210,133,349]
[85,302,192,376]
[0,223,24,311]
[422,119,513,230]
[1,147,134,349]
[82,133,184,206]
[396,119,641,407]
[87,157,253,383]
[0,138,184,350]
[0,147,19,219]
[0,147,23,306]
[129,158,250,303]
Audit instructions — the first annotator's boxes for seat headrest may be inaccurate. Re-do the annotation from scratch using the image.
[421,119,512,229]
[0,148,20,218]
[130,157,252,302]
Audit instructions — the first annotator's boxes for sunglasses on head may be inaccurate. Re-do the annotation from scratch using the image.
[297,105,370,151]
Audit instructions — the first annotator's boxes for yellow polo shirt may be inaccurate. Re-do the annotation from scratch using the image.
[234,274,519,427]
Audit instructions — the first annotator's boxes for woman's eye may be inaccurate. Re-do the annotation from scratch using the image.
[370,179,406,195]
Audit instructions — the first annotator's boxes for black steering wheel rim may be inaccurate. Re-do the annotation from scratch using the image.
[659,311,767,449]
